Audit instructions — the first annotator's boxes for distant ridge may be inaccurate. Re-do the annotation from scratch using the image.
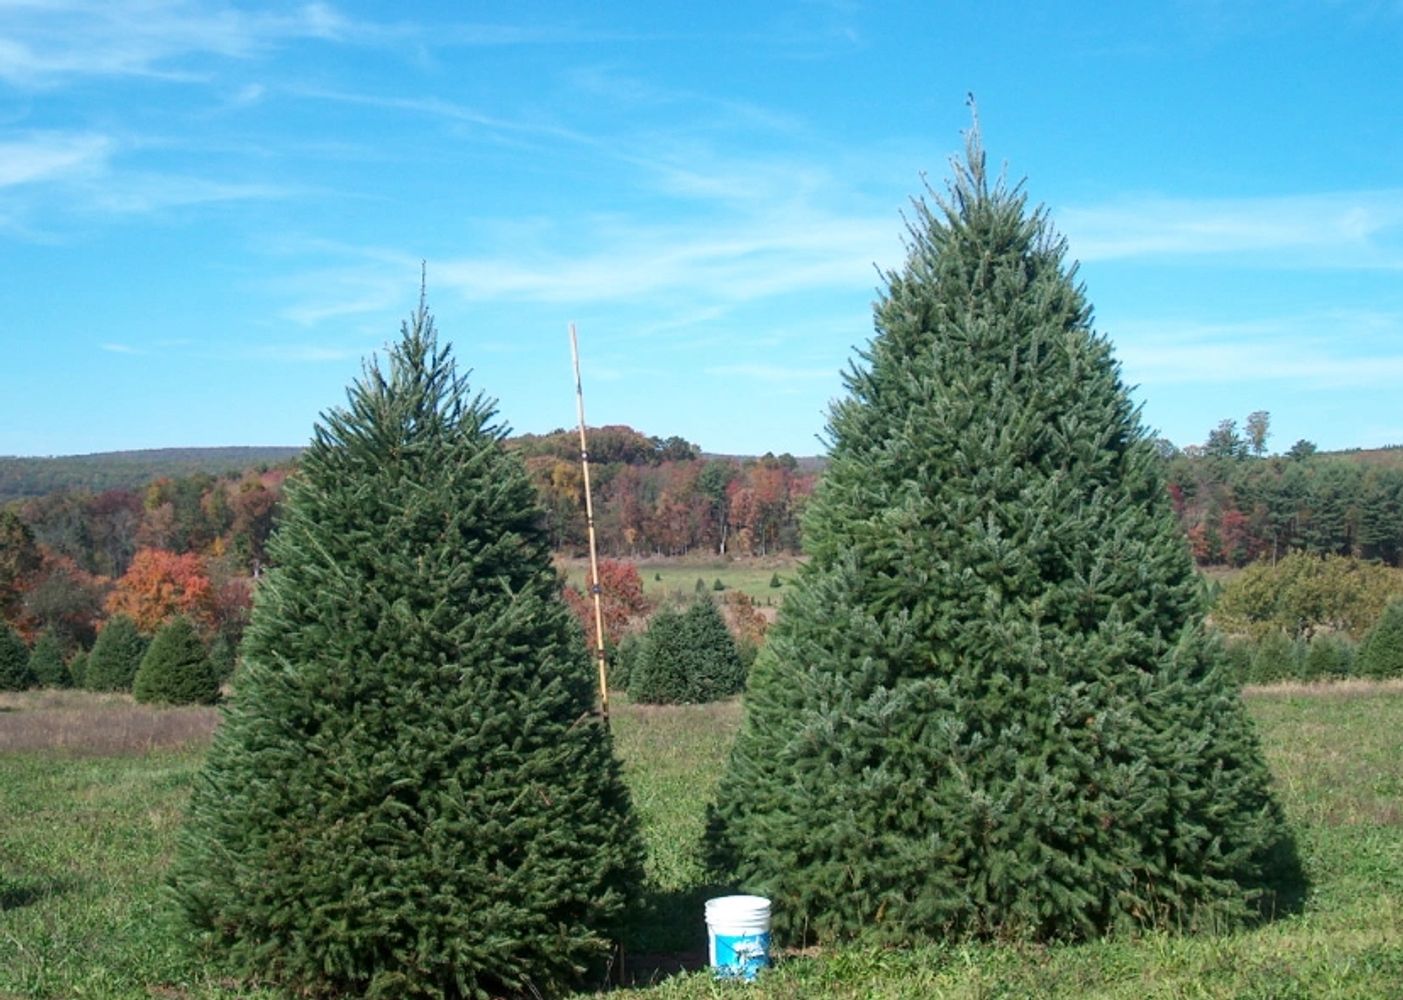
[0,447,304,504]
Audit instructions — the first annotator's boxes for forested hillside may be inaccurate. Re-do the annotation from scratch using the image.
[0,447,303,504]
[2,418,1401,667]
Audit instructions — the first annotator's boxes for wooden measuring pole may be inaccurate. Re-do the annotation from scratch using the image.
[570,323,610,724]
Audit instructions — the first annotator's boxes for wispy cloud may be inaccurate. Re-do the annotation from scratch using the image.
[1061,189,1403,266]
[1116,311,1403,389]
[87,173,295,213]
[0,1,370,86]
[0,132,110,187]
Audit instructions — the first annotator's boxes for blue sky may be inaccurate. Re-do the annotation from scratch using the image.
[2,2,1400,458]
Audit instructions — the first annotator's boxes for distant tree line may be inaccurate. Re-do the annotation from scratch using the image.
[5,416,1403,674]
[513,425,816,557]
[1163,412,1403,567]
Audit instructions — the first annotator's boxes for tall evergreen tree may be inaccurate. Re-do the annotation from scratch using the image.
[173,302,642,999]
[84,614,147,692]
[706,121,1293,944]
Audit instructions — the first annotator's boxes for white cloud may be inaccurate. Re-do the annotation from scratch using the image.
[1061,189,1403,266]
[88,173,294,213]
[1115,312,1403,389]
[0,133,110,187]
[0,1,377,86]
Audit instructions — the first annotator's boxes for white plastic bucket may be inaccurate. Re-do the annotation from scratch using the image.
[705,895,772,981]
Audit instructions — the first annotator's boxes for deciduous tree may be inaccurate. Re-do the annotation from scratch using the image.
[105,547,215,635]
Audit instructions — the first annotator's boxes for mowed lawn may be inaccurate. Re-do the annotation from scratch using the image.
[1,683,1400,999]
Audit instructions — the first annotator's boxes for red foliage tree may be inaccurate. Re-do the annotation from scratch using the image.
[562,559,651,646]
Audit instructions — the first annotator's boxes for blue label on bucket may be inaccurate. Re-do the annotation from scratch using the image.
[712,931,770,981]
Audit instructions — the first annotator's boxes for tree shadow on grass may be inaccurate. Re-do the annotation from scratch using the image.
[0,873,72,911]
[1250,824,1310,925]
[611,882,736,988]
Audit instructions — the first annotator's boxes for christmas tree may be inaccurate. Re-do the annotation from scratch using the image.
[706,119,1292,944]
[631,598,745,704]
[1357,600,1403,678]
[84,614,147,692]
[174,301,642,998]
[0,622,32,691]
[28,628,71,688]
[132,616,220,705]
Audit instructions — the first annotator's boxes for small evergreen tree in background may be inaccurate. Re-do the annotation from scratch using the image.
[707,120,1293,944]
[84,614,147,692]
[1303,632,1354,681]
[611,631,643,691]
[631,599,746,704]
[1222,637,1255,685]
[173,301,642,998]
[1250,630,1300,685]
[0,623,33,691]
[133,617,220,705]
[769,572,783,588]
[712,578,726,591]
[1357,601,1403,679]
[28,629,70,689]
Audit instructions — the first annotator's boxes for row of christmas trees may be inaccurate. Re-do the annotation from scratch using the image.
[12,121,1305,997]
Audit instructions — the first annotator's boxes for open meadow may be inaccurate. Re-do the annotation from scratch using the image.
[0,683,1399,999]
[558,557,800,606]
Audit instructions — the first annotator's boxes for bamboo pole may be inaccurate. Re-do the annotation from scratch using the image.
[570,323,610,724]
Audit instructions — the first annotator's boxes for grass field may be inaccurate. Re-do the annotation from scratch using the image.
[1,683,1400,998]
[559,556,801,606]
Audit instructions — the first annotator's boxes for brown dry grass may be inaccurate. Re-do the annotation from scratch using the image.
[0,689,219,755]
[1243,677,1403,699]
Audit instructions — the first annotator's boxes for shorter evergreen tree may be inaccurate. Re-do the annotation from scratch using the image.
[1357,601,1403,679]
[85,615,148,691]
[28,629,71,688]
[632,599,746,704]
[1303,633,1355,680]
[1250,630,1299,684]
[769,572,783,589]
[1222,637,1255,685]
[133,617,220,705]
[611,631,643,691]
[0,623,33,691]
[712,578,726,592]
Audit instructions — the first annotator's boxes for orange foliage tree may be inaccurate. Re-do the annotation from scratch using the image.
[105,547,216,635]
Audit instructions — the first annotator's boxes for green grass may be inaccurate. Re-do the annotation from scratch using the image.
[560,557,800,605]
[1,684,1400,998]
